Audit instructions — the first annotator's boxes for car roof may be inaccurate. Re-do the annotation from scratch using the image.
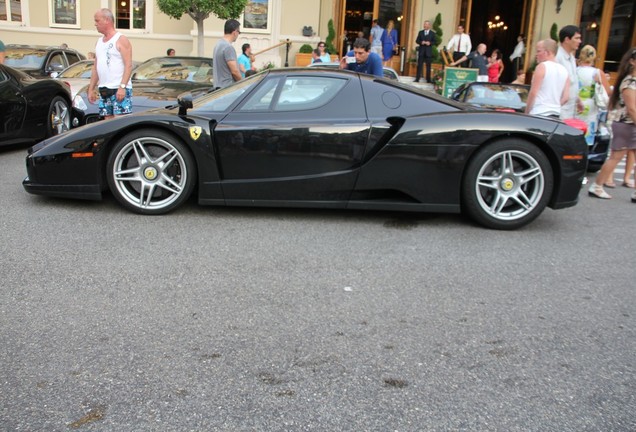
[6,44,82,53]
[264,67,466,108]
[308,61,399,76]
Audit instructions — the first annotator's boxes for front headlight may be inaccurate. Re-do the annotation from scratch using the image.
[73,94,88,111]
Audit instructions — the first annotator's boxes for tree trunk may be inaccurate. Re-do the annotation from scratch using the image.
[196,19,205,56]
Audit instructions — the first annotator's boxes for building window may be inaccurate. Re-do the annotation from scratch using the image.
[50,0,79,28]
[115,0,146,30]
[242,0,272,34]
[0,0,23,22]
[605,0,636,72]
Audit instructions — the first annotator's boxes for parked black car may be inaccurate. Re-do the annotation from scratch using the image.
[4,44,86,78]
[24,68,587,230]
[0,64,72,147]
[71,56,214,126]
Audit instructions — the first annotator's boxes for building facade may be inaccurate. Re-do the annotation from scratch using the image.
[1,0,634,81]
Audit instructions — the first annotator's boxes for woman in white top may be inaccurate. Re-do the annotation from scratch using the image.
[576,45,612,146]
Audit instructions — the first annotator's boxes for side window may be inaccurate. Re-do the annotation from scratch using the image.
[274,76,347,112]
[239,77,281,111]
[193,76,264,113]
[66,53,81,65]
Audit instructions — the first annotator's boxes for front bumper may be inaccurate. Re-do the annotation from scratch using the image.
[23,177,102,200]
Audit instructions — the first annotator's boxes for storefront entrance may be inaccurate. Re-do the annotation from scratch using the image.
[337,0,410,73]
[580,0,636,76]
[463,0,529,83]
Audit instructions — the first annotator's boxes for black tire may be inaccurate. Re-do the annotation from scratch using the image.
[106,129,197,215]
[46,96,71,137]
[462,140,553,230]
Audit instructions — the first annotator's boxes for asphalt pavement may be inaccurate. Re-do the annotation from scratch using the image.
[1,145,634,431]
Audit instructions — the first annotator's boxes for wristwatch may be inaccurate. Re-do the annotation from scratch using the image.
[119,83,126,89]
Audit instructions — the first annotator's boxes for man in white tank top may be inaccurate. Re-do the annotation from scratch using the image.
[87,8,133,119]
[525,39,569,118]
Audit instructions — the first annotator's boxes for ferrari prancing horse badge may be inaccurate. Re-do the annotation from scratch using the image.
[189,126,202,141]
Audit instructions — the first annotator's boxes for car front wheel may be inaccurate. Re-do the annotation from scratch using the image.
[106,130,197,215]
[462,140,553,230]
[47,96,71,136]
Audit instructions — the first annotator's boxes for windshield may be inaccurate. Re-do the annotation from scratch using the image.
[4,48,46,69]
[59,61,93,78]
[132,57,214,83]
[192,73,265,113]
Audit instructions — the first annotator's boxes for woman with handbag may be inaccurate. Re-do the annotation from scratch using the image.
[380,20,398,67]
[588,47,636,201]
[576,45,612,147]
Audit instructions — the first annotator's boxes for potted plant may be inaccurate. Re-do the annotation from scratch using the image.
[431,13,444,64]
[295,43,314,66]
[326,19,338,61]
[408,48,418,77]
[430,13,445,77]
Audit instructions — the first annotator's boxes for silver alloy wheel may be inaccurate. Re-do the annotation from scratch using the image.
[50,99,70,134]
[474,149,545,221]
[111,136,188,211]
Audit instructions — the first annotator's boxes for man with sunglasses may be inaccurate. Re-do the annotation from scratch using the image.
[213,19,243,89]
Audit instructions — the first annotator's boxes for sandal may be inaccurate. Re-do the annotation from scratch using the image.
[588,184,612,199]
[622,181,635,188]
[604,182,617,188]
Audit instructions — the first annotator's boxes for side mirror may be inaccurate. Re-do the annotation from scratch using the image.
[47,63,65,74]
[177,93,193,116]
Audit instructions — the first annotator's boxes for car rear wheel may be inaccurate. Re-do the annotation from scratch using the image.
[462,140,553,230]
[106,129,197,215]
[47,96,71,136]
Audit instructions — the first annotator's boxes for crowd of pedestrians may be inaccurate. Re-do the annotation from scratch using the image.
[588,48,636,202]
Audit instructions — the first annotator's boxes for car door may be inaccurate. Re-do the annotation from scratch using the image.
[0,67,27,143]
[214,73,370,205]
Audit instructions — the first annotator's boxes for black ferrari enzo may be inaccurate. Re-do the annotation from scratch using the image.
[23,68,587,230]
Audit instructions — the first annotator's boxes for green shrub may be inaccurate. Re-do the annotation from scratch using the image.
[325,19,337,56]
[299,44,313,54]
[550,23,558,42]
[432,13,443,63]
